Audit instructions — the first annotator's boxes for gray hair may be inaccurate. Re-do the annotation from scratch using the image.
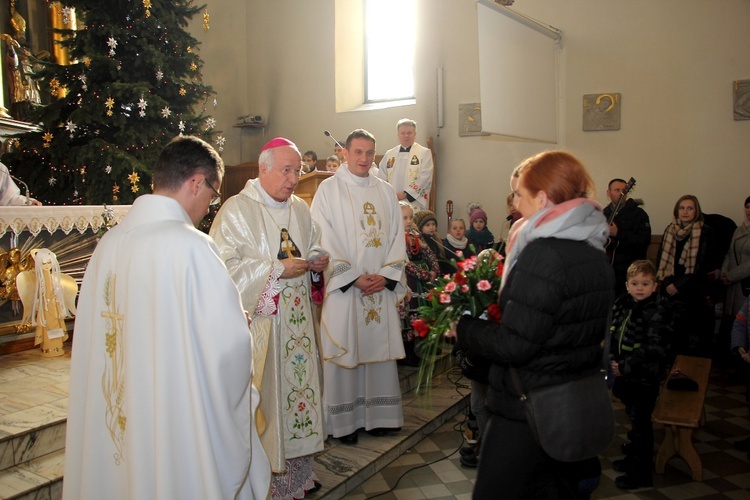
[258,143,302,171]
[397,118,417,130]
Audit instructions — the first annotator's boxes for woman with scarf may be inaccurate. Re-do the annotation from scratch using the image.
[656,194,715,356]
[447,151,614,499]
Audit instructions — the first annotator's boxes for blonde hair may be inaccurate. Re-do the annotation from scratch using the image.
[449,218,466,230]
[626,259,657,280]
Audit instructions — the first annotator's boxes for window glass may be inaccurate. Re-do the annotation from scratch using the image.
[364,0,415,102]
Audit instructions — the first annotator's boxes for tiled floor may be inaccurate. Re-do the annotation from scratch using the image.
[346,368,750,500]
[3,346,750,500]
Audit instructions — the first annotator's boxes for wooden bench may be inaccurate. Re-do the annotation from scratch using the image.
[652,355,712,481]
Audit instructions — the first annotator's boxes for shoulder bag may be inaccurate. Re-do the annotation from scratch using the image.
[509,317,615,462]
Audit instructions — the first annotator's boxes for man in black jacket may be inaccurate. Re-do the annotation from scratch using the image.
[604,178,651,295]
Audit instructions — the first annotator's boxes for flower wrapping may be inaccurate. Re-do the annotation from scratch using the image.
[411,248,503,392]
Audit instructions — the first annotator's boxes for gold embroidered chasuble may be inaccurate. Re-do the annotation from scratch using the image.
[210,179,325,473]
[310,166,407,369]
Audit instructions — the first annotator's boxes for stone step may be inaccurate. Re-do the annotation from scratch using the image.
[313,366,469,499]
[0,346,465,499]
[0,449,64,500]
[0,349,69,499]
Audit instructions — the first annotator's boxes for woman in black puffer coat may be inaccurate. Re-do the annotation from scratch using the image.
[447,151,615,499]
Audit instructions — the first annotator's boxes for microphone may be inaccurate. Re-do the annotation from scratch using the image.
[323,130,343,149]
[10,175,31,206]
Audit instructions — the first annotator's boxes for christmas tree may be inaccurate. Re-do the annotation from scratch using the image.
[1,0,223,205]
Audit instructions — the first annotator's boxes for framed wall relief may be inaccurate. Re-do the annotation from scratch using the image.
[583,93,621,131]
[458,103,489,136]
[733,80,750,121]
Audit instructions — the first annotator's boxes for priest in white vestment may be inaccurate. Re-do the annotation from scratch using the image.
[310,129,407,445]
[210,137,327,499]
[63,136,270,500]
[376,118,433,211]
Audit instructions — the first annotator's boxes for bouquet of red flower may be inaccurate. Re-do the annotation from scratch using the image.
[411,248,504,392]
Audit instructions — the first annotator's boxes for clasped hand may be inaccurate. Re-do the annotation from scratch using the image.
[355,274,385,296]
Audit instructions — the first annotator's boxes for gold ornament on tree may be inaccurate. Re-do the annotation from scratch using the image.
[203,10,210,30]
[105,96,115,116]
[49,78,61,96]
[128,172,140,193]
[143,0,152,18]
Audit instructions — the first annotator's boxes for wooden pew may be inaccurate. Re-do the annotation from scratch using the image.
[652,355,712,481]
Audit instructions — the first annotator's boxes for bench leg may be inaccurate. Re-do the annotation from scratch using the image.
[655,426,677,474]
[655,425,702,481]
[677,427,702,481]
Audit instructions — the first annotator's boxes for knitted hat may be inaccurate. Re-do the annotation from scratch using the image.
[469,207,488,225]
[414,210,437,232]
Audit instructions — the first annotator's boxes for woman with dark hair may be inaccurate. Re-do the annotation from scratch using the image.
[656,194,715,356]
[447,150,614,498]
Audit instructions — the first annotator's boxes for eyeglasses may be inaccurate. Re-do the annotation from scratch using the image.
[204,178,222,206]
[272,166,303,178]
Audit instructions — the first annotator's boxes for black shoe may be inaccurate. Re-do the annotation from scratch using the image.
[733,437,750,451]
[397,355,420,367]
[460,452,479,468]
[306,481,322,495]
[612,458,634,473]
[366,428,389,437]
[339,431,358,445]
[615,473,653,490]
[459,445,476,457]
[399,341,421,367]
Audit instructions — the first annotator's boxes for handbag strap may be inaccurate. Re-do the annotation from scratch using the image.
[509,308,613,398]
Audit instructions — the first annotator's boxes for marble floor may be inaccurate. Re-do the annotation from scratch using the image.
[0,348,69,500]
[3,345,750,500]
[0,344,467,500]
[346,368,750,500]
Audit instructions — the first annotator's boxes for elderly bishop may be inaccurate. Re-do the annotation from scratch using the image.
[210,137,327,499]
